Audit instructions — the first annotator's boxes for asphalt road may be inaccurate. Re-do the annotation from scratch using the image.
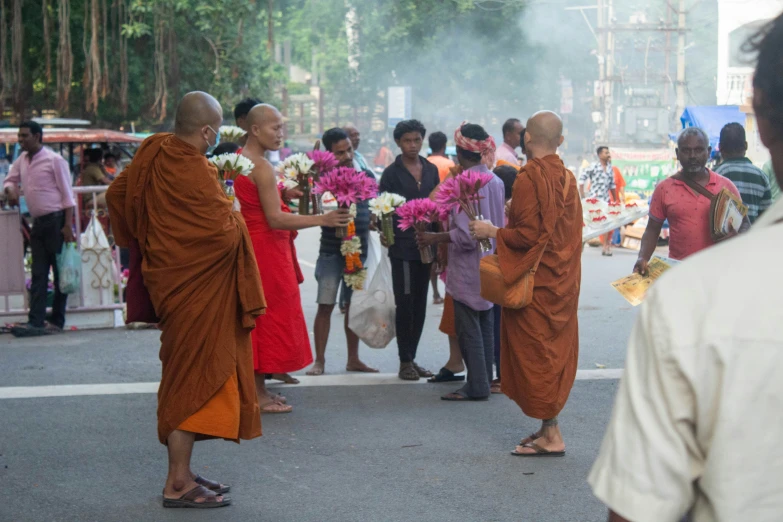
[0,228,653,522]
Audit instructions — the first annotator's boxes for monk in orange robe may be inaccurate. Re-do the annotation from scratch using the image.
[106,92,266,508]
[471,110,582,457]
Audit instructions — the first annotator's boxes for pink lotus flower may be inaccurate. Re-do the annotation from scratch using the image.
[396,198,439,231]
[307,149,339,175]
[314,167,378,207]
[435,168,494,219]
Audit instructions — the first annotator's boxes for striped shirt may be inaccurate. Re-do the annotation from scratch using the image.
[715,157,772,223]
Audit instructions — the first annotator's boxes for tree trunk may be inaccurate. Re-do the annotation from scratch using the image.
[0,0,9,114]
[100,0,108,98]
[55,0,72,112]
[42,0,52,89]
[86,0,101,113]
[11,0,23,117]
[118,0,127,115]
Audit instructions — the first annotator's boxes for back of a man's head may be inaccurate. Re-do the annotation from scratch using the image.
[429,132,448,154]
[525,111,563,156]
[234,98,263,123]
[719,122,747,157]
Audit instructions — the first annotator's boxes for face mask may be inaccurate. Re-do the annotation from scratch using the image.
[205,125,221,152]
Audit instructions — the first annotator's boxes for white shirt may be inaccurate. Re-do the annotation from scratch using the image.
[588,198,783,522]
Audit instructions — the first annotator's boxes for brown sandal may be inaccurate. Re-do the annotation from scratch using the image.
[195,475,230,495]
[260,400,292,414]
[162,485,231,508]
[412,362,433,378]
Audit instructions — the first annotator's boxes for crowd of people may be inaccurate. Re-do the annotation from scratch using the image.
[2,10,782,518]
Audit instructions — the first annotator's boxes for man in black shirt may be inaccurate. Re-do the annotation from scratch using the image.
[379,120,440,381]
[308,128,379,376]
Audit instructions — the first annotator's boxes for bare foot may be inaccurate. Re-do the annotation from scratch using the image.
[268,373,300,384]
[345,360,379,373]
[433,296,444,305]
[306,362,325,376]
[259,399,293,414]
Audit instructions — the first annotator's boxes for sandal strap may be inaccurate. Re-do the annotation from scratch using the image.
[195,475,221,490]
[180,485,219,503]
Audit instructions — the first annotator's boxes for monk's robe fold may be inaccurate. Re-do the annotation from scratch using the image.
[106,133,266,444]
[496,155,582,420]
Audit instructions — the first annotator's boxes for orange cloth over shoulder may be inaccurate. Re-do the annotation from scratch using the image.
[106,133,266,444]
[496,155,582,420]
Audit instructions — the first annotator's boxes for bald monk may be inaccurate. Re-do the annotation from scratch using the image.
[236,104,350,413]
[106,92,266,508]
[471,110,582,457]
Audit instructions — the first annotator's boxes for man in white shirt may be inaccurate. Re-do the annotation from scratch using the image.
[588,13,783,521]
[495,118,523,166]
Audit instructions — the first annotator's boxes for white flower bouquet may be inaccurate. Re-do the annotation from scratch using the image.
[370,192,407,246]
[218,125,246,144]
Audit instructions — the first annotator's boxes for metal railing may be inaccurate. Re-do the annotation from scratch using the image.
[0,185,124,327]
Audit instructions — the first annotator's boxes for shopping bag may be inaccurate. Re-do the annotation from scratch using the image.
[56,242,81,294]
[364,232,381,284]
[348,246,396,348]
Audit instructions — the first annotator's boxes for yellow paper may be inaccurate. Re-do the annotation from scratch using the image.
[611,257,674,306]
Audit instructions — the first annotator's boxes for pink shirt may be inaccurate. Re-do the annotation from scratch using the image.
[496,142,519,166]
[649,170,741,260]
[3,147,75,218]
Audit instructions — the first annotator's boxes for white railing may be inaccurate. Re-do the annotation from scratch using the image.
[724,70,752,106]
[0,185,125,329]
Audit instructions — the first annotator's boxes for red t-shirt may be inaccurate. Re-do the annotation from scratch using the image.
[649,170,741,260]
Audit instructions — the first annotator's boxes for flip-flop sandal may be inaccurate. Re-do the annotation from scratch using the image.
[511,442,565,457]
[162,485,231,508]
[518,433,539,446]
[195,475,230,495]
[490,383,503,394]
[427,368,465,383]
[10,324,49,338]
[441,392,489,401]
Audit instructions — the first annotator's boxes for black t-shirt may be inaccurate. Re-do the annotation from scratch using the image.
[378,155,440,261]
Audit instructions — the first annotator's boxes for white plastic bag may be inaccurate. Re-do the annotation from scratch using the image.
[348,246,396,348]
[364,232,381,284]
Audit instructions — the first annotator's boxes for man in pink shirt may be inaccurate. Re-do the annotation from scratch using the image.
[634,127,749,274]
[4,121,76,337]
[496,118,523,166]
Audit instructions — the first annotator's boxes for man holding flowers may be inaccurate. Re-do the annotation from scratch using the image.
[417,123,505,400]
[308,127,380,376]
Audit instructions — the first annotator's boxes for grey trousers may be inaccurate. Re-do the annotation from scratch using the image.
[453,299,494,399]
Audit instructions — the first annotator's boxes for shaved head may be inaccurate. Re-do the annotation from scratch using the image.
[246,104,282,128]
[526,111,563,148]
[174,91,223,136]
[246,104,285,152]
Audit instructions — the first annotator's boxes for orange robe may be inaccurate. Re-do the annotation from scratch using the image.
[106,134,266,444]
[496,155,582,420]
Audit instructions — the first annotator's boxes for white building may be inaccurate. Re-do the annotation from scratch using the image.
[717,0,783,106]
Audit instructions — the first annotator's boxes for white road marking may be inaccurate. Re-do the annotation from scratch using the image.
[0,369,623,400]
[297,258,316,268]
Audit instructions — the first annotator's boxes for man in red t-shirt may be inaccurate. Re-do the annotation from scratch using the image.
[634,127,749,274]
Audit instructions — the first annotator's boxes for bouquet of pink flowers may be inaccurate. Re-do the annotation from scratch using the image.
[314,167,378,207]
[307,149,339,176]
[396,198,439,263]
[314,167,378,237]
[435,168,495,252]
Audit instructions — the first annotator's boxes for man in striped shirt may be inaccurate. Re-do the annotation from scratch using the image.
[715,122,772,223]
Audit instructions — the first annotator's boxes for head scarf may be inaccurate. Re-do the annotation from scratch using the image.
[454,121,497,168]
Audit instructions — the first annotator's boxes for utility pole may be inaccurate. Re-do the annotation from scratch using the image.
[675,0,687,119]
[604,0,615,144]
[596,0,606,143]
